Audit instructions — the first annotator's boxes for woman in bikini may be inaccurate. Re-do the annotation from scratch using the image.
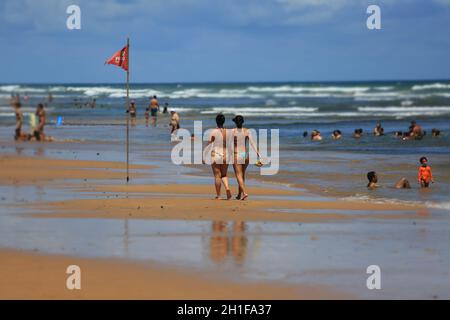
[206,114,232,200]
[231,115,260,200]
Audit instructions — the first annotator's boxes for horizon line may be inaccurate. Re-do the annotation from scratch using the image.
[2,78,450,86]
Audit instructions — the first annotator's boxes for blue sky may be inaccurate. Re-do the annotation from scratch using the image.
[0,0,449,83]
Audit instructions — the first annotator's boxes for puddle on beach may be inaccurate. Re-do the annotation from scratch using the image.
[2,190,450,299]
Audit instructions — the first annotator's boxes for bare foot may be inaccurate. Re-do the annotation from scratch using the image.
[226,189,232,200]
[241,193,248,201]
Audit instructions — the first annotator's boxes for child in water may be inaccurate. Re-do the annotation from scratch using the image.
[418,157,434,188]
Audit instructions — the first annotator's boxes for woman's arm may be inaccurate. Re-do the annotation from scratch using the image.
[247,129,260,157]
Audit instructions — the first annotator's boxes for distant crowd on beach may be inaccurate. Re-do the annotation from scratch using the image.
[126,95,181,134]
[10,94,54,142]
[304,120,441,141]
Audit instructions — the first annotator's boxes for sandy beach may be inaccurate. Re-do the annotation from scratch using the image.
[1,248,343,299]
[2,146,446,299]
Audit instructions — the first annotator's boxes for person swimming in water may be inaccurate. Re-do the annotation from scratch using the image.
[332,130,342,140]
[431,128,441,137]
[367,171,379,188]
[373,123,384,136]
[418,157,434,188]
[409,120,424,139]
[367,171,411,189]
[353,128,363,138]
[311,130,322,141]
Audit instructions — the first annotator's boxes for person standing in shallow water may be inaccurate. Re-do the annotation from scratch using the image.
[206,114,232,200]
[127,100,137,126]
[13,100,23,140]
[31,104,46,141]
[150,95,159,126]
[418,157,434,188]
[231,115,260,201]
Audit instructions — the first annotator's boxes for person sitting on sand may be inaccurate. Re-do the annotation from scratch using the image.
[231,115,261,200]
[418,157,434,188]
[431,128,441,137]
[367,171,411,189]
[353,128,363,138]
[373,123,384,136]
[30,104,46,141]
[311,130,322,141]
[206,114,232,200]
[332,130,342,140]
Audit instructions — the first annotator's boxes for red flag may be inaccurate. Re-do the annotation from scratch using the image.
[105,45,128,71]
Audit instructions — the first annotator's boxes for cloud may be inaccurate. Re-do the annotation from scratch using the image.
[1,0,449,36]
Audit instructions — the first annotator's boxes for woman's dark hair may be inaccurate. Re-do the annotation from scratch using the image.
[216,114,225,128]
[233,115,244,128]
[367,171,377,182]
[37,103,44,109]
[333,130,341,135]
[420,157,428,164]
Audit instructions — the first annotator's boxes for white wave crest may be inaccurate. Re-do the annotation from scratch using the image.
[412,83,450,91]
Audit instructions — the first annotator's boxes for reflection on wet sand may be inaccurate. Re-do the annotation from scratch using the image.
[210,221,248,266]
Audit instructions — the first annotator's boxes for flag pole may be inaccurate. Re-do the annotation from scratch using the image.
[126,37,130,183]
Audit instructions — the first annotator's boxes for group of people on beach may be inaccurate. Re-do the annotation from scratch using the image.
[306,120,441,141]
[10,95,52,142]
[367,156,434,190]
[205,114,262,201]
[127,95,180,133]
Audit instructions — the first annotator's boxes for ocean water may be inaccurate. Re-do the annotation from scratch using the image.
[1,80,449,205]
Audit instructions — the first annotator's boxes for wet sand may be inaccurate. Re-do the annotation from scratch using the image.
[32,190,423,222]
[0,249,343,299]
[0,152,444,299]
[0,154,153,184]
